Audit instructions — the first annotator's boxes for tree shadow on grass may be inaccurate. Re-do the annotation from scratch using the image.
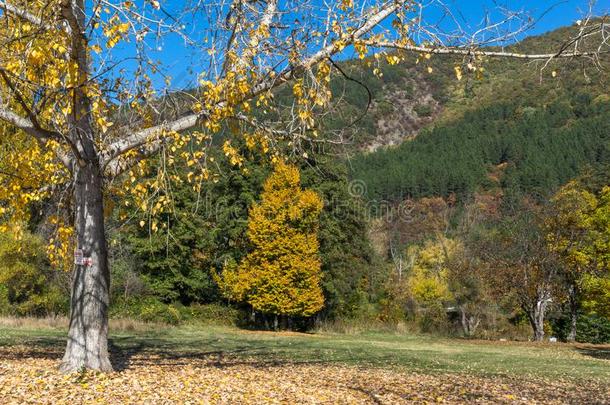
[107,335,327,372]
[0,325,419,372]
[575,345,610,360]
[0,334,326,371]
[0,335,64,363]
[0,346,63,361]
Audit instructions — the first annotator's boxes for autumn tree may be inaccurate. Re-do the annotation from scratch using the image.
[0,0,415,371]
[448,193,504,337]
[386,196,454,279]
[545,182,610,341]
[480,199,560,342]
[581,274,610,320]
[0,0,607,371]
[402,236,459,331]
[217,162,324,327]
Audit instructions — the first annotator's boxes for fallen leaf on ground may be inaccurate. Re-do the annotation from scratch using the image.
[0,346,607,404]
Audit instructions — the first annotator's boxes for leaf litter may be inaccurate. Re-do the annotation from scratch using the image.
[0,346,608,404]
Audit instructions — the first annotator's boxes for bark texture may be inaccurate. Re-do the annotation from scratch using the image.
[59,164,112,372]
[526,296,550,342]
[460,307,481,337]
[59,0,112,373]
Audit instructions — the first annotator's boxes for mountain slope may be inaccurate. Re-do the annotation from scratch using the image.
[340,22,610,201]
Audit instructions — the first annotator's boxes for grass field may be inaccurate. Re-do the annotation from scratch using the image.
[0,320,609,403]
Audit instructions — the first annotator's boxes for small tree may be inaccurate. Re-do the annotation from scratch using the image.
[447,252,489,337]
[0,231,67,316]
[217,162,324,327]
[448,194,502,337]
[406,236,457,332]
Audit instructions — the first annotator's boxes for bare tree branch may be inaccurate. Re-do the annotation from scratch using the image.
[103,0,405,174]
[365,40,609,60]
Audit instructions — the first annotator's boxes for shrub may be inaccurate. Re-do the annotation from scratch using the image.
[414,104,433,117]
[416,304,449,333]
[0,232,68,316]
[575,315,610,344]
[110,297,180,324]
[110,297,241,326]
[550,313,610,344]
[183,303,241,326]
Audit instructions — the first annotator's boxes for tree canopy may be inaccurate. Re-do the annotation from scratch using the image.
[217,162,324,318]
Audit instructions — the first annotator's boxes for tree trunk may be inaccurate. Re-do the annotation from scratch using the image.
[460,307,480,337]
[264,314,270,330]
[526,297,548,342]
[60,163,112,372]
[567,284,578,343]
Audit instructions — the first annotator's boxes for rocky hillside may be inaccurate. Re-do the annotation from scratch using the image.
[352,69,448,151]
[315,19,609,155]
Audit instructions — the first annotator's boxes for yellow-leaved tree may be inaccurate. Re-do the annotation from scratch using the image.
[546,182,610,341]
[406,237,457,331]
[217,162,324,325]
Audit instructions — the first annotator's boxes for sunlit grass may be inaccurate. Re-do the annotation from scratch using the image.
[0,318,608,382]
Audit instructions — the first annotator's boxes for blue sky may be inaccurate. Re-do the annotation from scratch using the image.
[104,0,609,90]
[439,0,607,37]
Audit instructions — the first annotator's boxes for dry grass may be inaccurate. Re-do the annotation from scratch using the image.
[314,318,414,335]
[0,316,162,333]
[0,315,69,329]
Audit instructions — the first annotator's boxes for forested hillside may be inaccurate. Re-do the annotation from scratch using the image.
[338,20,610,202]
[352,96,610,201]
